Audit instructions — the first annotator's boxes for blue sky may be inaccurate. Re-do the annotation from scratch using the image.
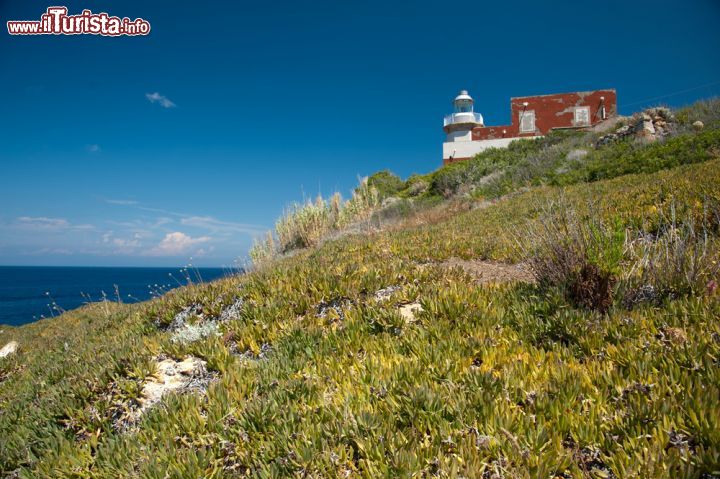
[1,0,719,267]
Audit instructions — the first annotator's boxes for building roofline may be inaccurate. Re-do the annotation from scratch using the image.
[510,88,616,100]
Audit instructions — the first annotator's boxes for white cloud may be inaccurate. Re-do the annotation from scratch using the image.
[145,92,176,108]
[102,231,143,254]
[180,216,266,235]
[116,238,140,247]
[14,217,96,232]
[146,232,210,256]
[16,216,70,229]
[193,246,215,257]
[25,247,73,256]
[106,199,138,205]
[86,144,101,153]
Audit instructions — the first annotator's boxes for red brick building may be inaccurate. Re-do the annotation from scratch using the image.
[442,89,617,164]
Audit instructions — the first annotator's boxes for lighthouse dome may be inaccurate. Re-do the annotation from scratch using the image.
[454,90,473,103]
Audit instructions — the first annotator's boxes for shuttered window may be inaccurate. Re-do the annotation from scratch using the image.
[575,106,590,126]
[520,110,535,133]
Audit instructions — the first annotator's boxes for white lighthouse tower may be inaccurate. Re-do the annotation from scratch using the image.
[442,90,484,163]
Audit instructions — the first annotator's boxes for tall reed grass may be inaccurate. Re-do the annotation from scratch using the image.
[250,177,380,266]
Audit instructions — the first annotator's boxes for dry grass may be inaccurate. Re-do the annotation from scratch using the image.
[249,177,381,264]
[515,198,625,312]
[622,202,720,306]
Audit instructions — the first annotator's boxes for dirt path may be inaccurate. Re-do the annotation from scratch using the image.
[439,258,535,284]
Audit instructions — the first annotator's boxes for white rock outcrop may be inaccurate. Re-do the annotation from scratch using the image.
[596,107,676,147]
[0,341,18,358]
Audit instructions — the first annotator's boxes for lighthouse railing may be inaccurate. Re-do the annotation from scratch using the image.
[444,112,484,127]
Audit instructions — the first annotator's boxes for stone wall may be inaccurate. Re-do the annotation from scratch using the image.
[596,107,676,147]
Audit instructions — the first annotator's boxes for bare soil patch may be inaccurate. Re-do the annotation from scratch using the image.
[440,258,535,284]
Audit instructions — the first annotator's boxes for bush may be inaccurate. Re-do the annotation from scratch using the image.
[554,126,720,185]
[404,174,429,197]
[428,130,587,199]
[622,202,720,306]
[366,170,404,200]
[430,154,501,198]
[675,97,720,129]
[519,199,625,313]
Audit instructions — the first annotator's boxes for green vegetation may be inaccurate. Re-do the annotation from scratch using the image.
[1,100,720,477]
[249,178,380,263]
[367,170,404,200]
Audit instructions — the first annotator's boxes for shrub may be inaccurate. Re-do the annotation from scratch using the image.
[430,146,520,198]
[404,174,429,197]
[519,199,625,313]
[554,126,720,185]
[366,170,404,200]
[170,321,220,345]
[675,97,720,129]
[622,202,720,306]
[429,130,587,199]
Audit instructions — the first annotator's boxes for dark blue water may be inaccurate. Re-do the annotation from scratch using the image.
[0,266,233,327]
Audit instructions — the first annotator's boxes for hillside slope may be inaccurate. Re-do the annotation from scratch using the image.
[1,103,720,478]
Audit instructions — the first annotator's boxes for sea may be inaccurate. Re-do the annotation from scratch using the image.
[0,266,234,327]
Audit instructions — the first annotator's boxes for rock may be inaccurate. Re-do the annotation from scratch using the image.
[407,179,429,197]
[139,356,209,411]
[595,133,618,147]
[381,196,401,208]
[655,107,672,120]
[566,149,588,161]
[373,285,401,302]
[100,355,215,432]
[692,120,704,131]
[0,341,18,358]
[597,106,676,147]
[636,119,656,141]
[398,302,423,322]
[234,342,272,360]
[316,297,352,322]
[219,298,244,321]
[660,327,687,345]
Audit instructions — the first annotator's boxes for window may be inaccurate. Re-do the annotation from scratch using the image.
[455,100,472,113]
[575,106,590,126]
[519,110,535,133]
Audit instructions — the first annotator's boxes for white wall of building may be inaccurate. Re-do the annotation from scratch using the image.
[442,136,540,161]
[446,130,473,142]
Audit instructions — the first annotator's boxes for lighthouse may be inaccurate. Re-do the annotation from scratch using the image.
[442,90,484,163]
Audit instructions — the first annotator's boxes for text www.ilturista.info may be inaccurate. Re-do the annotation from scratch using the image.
[7,7,150,36]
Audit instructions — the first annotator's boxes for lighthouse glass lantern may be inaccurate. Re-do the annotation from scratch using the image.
[454,90,474,113]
